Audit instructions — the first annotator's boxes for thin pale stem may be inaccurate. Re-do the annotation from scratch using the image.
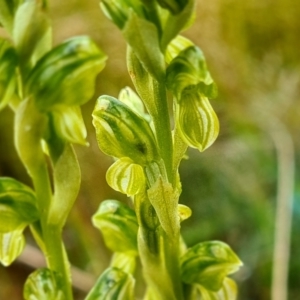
[32,160,73,299]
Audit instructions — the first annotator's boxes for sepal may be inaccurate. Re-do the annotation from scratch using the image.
[92,95,158,165]
[165,35,193,64]
[166,45,217,100]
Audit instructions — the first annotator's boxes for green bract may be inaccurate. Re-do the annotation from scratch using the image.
[0,230,25,266]
[85,267,135,300]
[176,91,219,152]
[106,157,146,196]
[92,200,139,254]
[147,176,179,236]
[25,36,107,111]
[92,95,158,165]
[181,241,243,291]
[166,45,217,100]
[23,268,65,300]
[0,177,39,233]
[0,39,18,110]
[123,12,165,81]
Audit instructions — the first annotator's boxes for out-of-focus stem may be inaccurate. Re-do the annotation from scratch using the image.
[268,120,294,300]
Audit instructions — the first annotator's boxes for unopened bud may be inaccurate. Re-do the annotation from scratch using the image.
[176,91,219,152]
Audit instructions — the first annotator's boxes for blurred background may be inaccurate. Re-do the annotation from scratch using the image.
[0,0,299,299]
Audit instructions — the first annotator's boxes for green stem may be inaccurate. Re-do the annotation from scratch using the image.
[151,79,173,183]
[32,161,73,299]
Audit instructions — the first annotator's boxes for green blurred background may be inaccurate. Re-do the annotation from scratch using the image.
[0,0,299,299]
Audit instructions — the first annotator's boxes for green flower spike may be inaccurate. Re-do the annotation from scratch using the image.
[92,95,158,165]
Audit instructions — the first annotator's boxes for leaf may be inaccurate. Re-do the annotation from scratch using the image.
[92,200,138,254]
[0,38,18,111]
[23,268,65,300]
[176,92,219,152]
[147,176,179,237]
[26,36,107,111]
[106,157,146,196]
[118,86,146,118]
[85,267,135,300]
[123,11,165,81]
[0,230,25,266]
[92,95,158,165]
[0,177,39,233]
[198,277,238,300]
[13,0,52,73]
[181,241,243,291]
[47,144,81,227]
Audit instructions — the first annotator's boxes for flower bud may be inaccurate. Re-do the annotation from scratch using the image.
[85,267,135,300]
[92,95,158,165]
[166,45,217,100]
[92,200,138,254]
[181,241,243,291]
[106,157,146,196]
[176,91,219,152]
[24,268,65,300]
[26,36,107,111]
